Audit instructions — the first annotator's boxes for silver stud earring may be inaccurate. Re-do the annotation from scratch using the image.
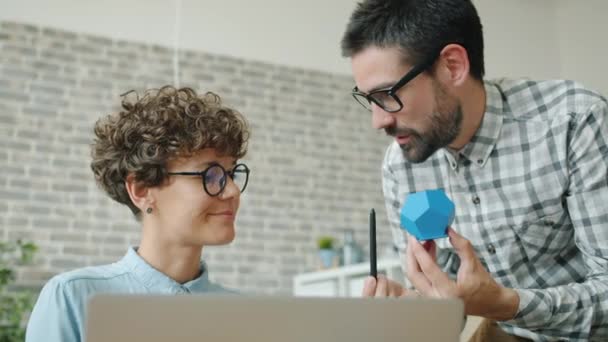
[146,207,153,214]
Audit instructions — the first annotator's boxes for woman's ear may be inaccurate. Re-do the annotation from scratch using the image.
[437,43,470,87]
[125,174,154,214]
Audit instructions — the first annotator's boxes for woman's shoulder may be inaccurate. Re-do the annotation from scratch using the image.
[44,260,131,295]
[27,262,133,342]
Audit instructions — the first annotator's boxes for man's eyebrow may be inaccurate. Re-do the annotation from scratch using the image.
[356,82,395,94]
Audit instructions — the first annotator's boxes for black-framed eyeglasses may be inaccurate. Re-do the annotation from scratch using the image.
[168,163,250,197]
[351,48,443,113]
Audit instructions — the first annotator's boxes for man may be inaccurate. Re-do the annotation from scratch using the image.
[341,0,608,340]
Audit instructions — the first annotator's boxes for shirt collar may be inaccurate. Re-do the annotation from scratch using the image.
[118,246,211,294]
[442,81,505,169]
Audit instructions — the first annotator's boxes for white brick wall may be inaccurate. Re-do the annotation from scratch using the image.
[0,21,393,295]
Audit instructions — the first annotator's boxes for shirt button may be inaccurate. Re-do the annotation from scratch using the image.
[486,244,496,254]
[477,159,483,165]
[472,196,480,205]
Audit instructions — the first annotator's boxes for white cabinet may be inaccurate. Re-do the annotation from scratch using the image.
[293,258,404,298]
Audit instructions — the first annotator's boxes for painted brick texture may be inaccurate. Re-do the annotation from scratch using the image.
[0,21,393,294]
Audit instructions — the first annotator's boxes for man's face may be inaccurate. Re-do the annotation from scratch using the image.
[351,46,463,163]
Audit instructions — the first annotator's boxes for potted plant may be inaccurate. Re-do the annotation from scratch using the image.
[0,239,38,342]
[317,236,336,269]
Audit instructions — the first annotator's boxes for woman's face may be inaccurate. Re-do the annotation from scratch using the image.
[150,148,243,247]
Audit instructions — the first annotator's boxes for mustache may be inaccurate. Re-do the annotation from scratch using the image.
[384,125,420,138]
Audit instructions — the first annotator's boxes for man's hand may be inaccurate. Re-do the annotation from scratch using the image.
[407,228,519,321]
[361,275,417,298]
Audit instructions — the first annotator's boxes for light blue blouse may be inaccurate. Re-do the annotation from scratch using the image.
[25,247,233,342]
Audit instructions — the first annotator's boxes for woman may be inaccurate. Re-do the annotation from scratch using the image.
[26,86,251,342]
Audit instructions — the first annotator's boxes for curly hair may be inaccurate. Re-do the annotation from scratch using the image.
[90,85,250,217]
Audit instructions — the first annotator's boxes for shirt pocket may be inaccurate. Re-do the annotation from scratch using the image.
[509,210,572,264]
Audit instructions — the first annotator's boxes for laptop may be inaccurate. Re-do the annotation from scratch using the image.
[86,294,463,342]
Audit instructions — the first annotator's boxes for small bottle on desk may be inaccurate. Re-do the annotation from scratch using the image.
[339,229,364,266]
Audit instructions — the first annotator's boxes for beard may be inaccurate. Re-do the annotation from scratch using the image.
[386,81,463,163]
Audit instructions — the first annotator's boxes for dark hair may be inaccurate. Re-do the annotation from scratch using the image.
[91,86,250,217]
[341,0,485,80]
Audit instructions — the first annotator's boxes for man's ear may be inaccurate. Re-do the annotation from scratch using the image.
[436,43,470,87]
[125,174,154,213]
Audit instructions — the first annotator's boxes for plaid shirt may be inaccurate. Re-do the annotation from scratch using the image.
[382,79,608,341]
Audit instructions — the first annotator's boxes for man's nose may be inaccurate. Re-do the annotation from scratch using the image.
[371,104,396,130]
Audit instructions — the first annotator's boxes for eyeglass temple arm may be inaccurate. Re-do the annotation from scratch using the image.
[390,45,447,93]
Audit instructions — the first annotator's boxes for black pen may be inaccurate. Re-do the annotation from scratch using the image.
[369,208,377,279]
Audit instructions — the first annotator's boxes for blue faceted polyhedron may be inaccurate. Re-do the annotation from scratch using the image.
[400,189,455,241]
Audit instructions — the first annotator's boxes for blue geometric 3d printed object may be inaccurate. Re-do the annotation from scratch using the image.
[400,189,455,241]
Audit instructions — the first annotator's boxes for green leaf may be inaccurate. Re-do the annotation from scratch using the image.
[0,240,38,342]
[0,269,15,287]
[19,243,38,264]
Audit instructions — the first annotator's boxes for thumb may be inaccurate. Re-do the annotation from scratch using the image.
[362,276,377,297]
[447,227,476,262]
